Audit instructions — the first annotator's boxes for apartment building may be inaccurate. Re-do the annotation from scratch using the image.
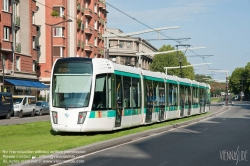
[0,0,47,95]
[105,28,157,70]
[35,0,107,86]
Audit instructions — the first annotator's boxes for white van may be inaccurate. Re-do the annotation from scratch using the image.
[13,95,36,118]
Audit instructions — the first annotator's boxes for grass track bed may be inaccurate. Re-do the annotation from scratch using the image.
[0,112,211,165]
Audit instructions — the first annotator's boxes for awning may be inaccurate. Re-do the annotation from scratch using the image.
[5,79,49,89]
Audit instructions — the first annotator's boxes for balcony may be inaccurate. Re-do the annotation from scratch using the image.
[99,18,105,25]
[1,40,12,51]
[54,37,66,46]
[84,8,93,17]
[84,44,93,52]
[77,40,81,48]
[81,24,84,31]
[32,25,37,36]
[99,0,105,8]
[15,43,21,53]
[77,3,81,11]
[1,12,12,26]
[84,27,93,35]
[14,16,20,27]
[98,33,103,40]
[99,48,104,55]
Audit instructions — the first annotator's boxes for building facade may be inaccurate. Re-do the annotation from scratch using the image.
[105,28,157,70]
[0,0,45,95]
[36,0,107,86]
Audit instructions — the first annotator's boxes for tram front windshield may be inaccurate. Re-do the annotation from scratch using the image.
[52,61,93,108]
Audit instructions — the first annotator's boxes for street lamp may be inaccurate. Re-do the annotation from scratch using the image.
[45,19,72,69]
[164,63,212,75]
[176,44,190,78]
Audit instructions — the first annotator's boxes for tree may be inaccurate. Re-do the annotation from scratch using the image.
[229,67,245,94]
[194,74,212,83]
[150,45,195,79]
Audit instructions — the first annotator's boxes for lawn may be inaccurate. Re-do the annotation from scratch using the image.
[211,97,222,103]
[0,112,210,166]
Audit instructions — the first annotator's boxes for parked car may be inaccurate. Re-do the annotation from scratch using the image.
[13,95,36,118]
[35,101,49,116]
[0,92,14,119]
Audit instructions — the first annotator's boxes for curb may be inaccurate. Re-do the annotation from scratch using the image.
[11,105,231,166]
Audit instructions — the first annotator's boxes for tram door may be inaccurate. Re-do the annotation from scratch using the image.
[199,88,204,113]
[180,85,185,117]
[188,87,192,115]
[115,75,122,127]
[159,83,165,121]
[145,80,153,123]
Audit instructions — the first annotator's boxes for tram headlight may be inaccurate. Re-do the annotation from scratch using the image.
[78,112,87,124]
[52,111,58,124]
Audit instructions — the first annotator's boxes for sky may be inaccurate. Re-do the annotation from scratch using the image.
[106,0,250,81]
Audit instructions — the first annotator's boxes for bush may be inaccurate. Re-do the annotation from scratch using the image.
[51,10,60,17]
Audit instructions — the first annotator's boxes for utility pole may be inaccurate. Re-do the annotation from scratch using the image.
[226,74,229,106]
[0,43,4,92]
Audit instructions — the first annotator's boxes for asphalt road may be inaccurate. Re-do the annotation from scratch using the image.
[0,114,50,126]
[55,101,250,166]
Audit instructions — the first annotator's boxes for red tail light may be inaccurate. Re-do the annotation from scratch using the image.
[52,111,58,124]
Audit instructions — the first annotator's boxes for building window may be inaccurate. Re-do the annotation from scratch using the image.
[33,61,36,72]
[94,21,97,30]
[32,12,35,24]
[53,47,64,57]
[110,40,118,48]
[85,37,89,46]
[3,27,10,41]
[33,36,36,49]
[53,7,65,17]
[94,3,97,13]
[2,55,6,69]
[119,41,124,49]
[85,0,88,8]
[127,42,131,49]
[85,18,89,28]
[3,0,9,12]
[135,42,139,51]
[16,56,20,71]
[53,27,64,37]
[98,9,101,17]
[94,37,97,47]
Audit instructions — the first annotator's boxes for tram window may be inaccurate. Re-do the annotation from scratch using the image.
[116,75,123,108]
[92,74,111,110]
[159,82,165,106]
[54,61,93,74]
[131,78,140,108]
[192,87,198,105]
[123,76,131,108]
[180,85,185,107]
[146,80,153,106]
[168,83,173,106]
[188,87,192,105]
[173,85,178,106]
[153,81,159,106]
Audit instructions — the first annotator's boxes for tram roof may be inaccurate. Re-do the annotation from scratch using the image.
[112,62,141,78]
[141,70,165,82]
